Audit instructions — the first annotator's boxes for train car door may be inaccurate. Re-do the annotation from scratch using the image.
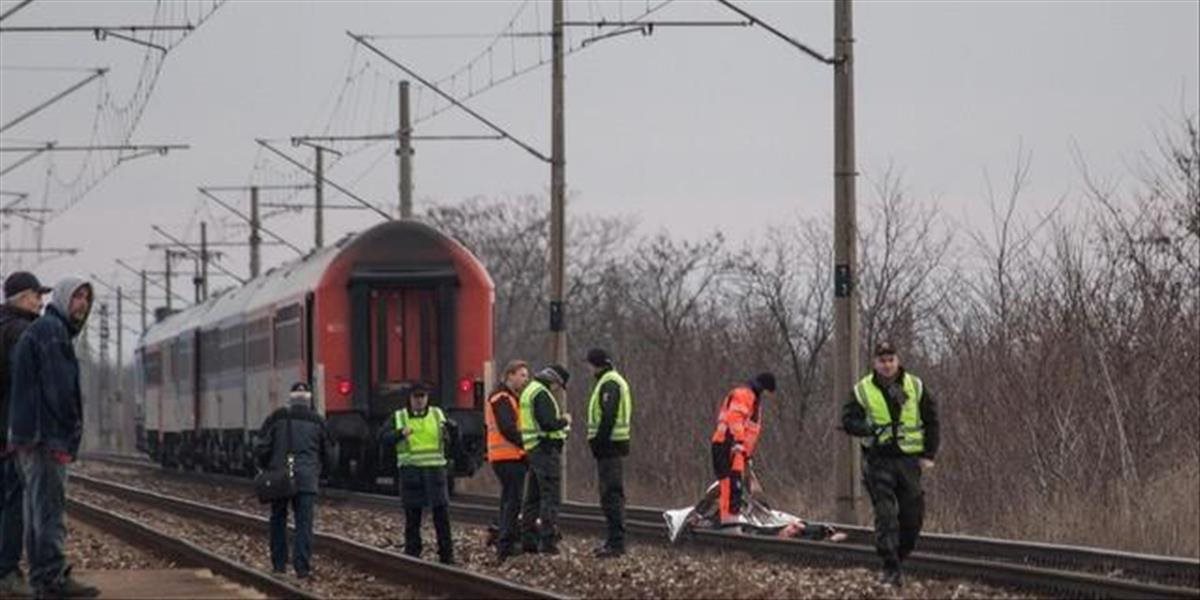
[348,270,457,480]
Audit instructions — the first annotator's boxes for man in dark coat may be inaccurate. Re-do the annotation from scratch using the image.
[7,276,98,598]
[0,272,50,597]
[254,382,333,579]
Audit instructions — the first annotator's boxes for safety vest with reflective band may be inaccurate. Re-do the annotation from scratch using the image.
[394,407,447,468]
[710,385,763,472]
[519,380,567,450]
[587,369,633,441]
[485,389,526,463]
[853,373,925,454]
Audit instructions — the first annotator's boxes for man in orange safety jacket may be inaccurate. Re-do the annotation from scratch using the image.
[710,372,776,524]
[485,360,531,561]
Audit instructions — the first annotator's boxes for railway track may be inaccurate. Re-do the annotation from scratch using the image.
[70,471,572,600]
[67,496,318,599]
[83,453,1200,598]
[460,494,1200,591]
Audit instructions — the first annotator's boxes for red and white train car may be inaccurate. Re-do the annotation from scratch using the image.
[137,220,494,485]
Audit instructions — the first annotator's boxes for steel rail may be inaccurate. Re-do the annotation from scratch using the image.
[71,472,574,600]
[66,497,319,600]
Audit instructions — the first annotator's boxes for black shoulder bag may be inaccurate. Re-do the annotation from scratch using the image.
[254,410,298,503]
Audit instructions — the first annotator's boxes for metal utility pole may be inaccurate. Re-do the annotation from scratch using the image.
[200,221,209,300]
[249,186,261,278]
[832,0,861,525]
[550,0,569,486]
[140,270,147,331]
[398,80,414,219]
[164,249,173,311]
[314,146,325,249]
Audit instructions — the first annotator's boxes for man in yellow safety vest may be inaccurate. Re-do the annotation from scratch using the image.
[379,383,459,564]
[518,364,571,554]
[585,348,633,558]
[841,342,941,588]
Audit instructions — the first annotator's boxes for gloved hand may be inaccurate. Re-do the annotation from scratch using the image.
[731,443,746,456]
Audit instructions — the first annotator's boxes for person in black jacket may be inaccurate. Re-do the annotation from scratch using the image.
[255,382,333,579]
[585,348,632,558]
[841,342,940,588]
[0,272,49,597]
[519,365,571,554]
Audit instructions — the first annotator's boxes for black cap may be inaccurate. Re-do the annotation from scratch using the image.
[290,381,311,393]
[874,341,898,357]
[3,271,52,300]
[586,348,612,367]
[754,372,777,393]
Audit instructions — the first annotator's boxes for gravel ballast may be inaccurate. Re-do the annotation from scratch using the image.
[74,461,1033,599]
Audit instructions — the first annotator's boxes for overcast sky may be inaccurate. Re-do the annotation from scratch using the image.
[1,0,1197,349]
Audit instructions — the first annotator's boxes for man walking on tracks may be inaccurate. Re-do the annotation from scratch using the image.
[484,360,530,561]
[519,364,571,555]
[585,349,632,557]
[380,383,459,564]
[0,272,50,597]
[842,342,940,587]
[710,372,776,526]
[7,276,98,598]
[255,382,332,579]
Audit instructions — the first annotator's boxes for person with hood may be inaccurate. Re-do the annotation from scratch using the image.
[518,364,571,554]
[710,372,777,526]
[378,383,459,564]
[841,342,940,588]
[584,348,633,558]
[254,382,333,579]
[6,276,98,598]
[0,272,50,597]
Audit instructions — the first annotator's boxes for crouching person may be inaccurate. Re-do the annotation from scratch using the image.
[379,384,459,564]
[256,382,332,579]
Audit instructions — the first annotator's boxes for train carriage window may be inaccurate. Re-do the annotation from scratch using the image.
[220,325,245,373]
[274,304,302,365]
[143,349,162,385]
[246,317,271,369]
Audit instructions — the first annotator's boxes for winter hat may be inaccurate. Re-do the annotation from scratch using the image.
[585,348,612,367]
[536,364,570,387]
[754,372,777,393]
[289,382,312,405]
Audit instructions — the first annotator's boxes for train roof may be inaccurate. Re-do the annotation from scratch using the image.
[139,219,490,349]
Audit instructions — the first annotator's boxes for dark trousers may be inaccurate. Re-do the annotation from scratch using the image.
[491,460,526,554]
[0,453,24,579]
[862,455,925,570]
[596,456,626,550]
[270,492,316,575]
[18,448,66,590]
[521,444,562,549]
[404,505,453,561]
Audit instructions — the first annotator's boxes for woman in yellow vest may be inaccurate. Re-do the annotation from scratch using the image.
[484,360,530,561]
[841,342,940,588]
[378,383,459,564]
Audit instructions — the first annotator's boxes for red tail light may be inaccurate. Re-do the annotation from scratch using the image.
[458,377,472,393]
[337,378,353,396]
